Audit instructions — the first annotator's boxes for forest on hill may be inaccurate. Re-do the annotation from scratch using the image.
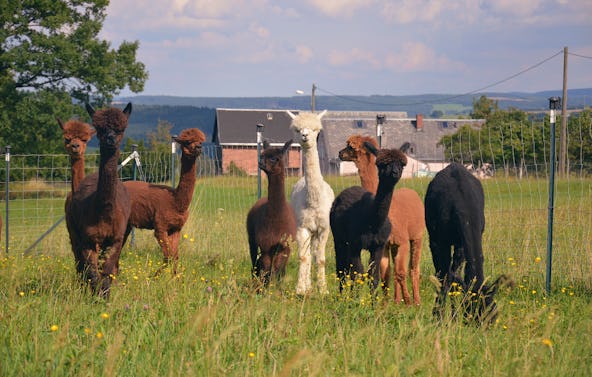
[119,88,592,144]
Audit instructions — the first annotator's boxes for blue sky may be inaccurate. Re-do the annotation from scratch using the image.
[101,0,592,98]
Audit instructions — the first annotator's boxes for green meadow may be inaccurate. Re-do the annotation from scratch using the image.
[1,176,591,376]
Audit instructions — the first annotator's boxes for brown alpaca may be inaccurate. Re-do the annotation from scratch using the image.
[123,128,206,272]
[246,139,297,288]
[66,103,132,298]
[339,135,425,305]
[56,118,96,193]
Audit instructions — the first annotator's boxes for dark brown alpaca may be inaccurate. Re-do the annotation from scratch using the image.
[56,118,96,193]
[331,142,407,293]
[246,139,296,288]
[124,128,206,272]
[339,135,425,305]
[66,103,132,298]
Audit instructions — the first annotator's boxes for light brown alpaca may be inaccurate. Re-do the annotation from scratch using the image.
[56,118,95,193]
[66,103,132,298]
[123,128,206,273]
[338,135,425,305]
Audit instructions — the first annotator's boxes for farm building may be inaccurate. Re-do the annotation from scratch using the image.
[212,108,485,177]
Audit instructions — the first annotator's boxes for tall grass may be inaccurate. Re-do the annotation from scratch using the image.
[1,176,591,376]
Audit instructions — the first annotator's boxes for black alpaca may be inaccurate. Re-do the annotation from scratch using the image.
[425,162,511,323]
[330,142,407,292]
[246,140,297,287]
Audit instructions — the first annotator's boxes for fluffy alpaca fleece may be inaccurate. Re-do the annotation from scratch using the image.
[247,139,297,288]
[66,103,132,298]
[425,162,512,323]
[331,142,407,293]
[338,135,425,305]
[288,110,335,295]
[56,118,95,193]
[124,128,206,273]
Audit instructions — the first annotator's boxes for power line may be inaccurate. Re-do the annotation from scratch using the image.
[317,49,564,107]
[569,51,592,60]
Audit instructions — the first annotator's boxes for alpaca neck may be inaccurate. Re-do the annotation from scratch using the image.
[96,145,120,210]
[302,146,323,202]
[372,178,397,226]
[70,156,85,193]
[267,173,288,212]
[173,154,198,212]
[355,157,378,194]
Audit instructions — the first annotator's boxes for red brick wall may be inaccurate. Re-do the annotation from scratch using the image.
[222,146,301,175]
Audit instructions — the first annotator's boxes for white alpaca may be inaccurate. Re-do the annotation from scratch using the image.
[288,110,335,295]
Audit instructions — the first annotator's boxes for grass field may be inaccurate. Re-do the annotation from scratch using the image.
[1,175,591,376]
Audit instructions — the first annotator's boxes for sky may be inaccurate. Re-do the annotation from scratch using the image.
[101,0,592,98]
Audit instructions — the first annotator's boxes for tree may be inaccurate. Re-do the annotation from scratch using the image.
[0,0,148,154]
[470,95,498,119]
[567,109,592,174]
[147,119,174,154]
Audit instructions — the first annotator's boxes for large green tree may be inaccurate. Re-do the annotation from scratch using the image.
[0,0,148,153]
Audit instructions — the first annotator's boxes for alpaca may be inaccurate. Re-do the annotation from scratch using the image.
[123,128,206,273]
[65,103,132,298]
[56,118,95,193]
[338,135,425,305]
[330,142,407,293]
[425,162,511,323]
[288,110,335,295]
[246,139,297,287]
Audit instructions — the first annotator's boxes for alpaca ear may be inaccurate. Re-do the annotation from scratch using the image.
[363,141,379,156]
[317,109,328,120]
[56,117,65,130]
[123,102,132,118]
[85,103,95,118]
[286,110,297,120]
[399,142,411,153]
[282,139,292,154]
[90,127,97,136]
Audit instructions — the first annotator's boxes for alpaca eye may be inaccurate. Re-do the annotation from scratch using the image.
[65,138,71,144]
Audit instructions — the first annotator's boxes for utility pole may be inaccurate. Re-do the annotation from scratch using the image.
[311,83,317,113]
[559,46,568,176]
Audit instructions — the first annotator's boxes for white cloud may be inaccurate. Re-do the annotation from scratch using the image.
[305,0,375,18]
[295,45,314,63]
[384,42,465,73]
[327,48,381,69]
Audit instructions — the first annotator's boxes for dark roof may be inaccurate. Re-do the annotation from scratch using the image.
[323,115,484,162]
[213,109,484,162]
[214,108,297,145]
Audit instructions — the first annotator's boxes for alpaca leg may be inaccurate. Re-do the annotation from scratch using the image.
[257,253,272,286]
[272,244,290,281]
[430,240,450,319]
[313,229,330,294]
[410,238,422,305]
[295,228,312,295]
[394,242,412,305]
[167,231,181,274]
[153,229,173,274]
[99,242,124,299]
[380,245,393,295]
[334,243,349,293]
[80,246,100,294]
[367,247,383,293]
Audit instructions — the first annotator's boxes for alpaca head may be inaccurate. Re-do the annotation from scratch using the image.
[259,139,292,176]
[174,128,206,158]
[56,117,95,160]
[364,141,407,186]
[85,102,132,150]
[338,135,378,164]
[287,110,327,150]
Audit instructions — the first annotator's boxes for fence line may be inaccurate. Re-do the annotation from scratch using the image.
[1,118,591,290]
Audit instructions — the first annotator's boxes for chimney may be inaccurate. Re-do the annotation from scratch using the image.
[415,114,424,131]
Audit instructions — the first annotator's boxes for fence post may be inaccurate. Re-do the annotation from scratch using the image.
[171,135,178,188]
[546,97,560,295]
[376,114,385,148]
[130,144,138,247]
[256,123,264,199]
[4,145,10,254]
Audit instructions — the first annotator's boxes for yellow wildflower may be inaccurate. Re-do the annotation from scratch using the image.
[50,325,59,332]
[541,338,553,347]
[100,313,109,319]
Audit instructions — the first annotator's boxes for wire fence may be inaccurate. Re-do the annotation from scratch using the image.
[1,116,591,289]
